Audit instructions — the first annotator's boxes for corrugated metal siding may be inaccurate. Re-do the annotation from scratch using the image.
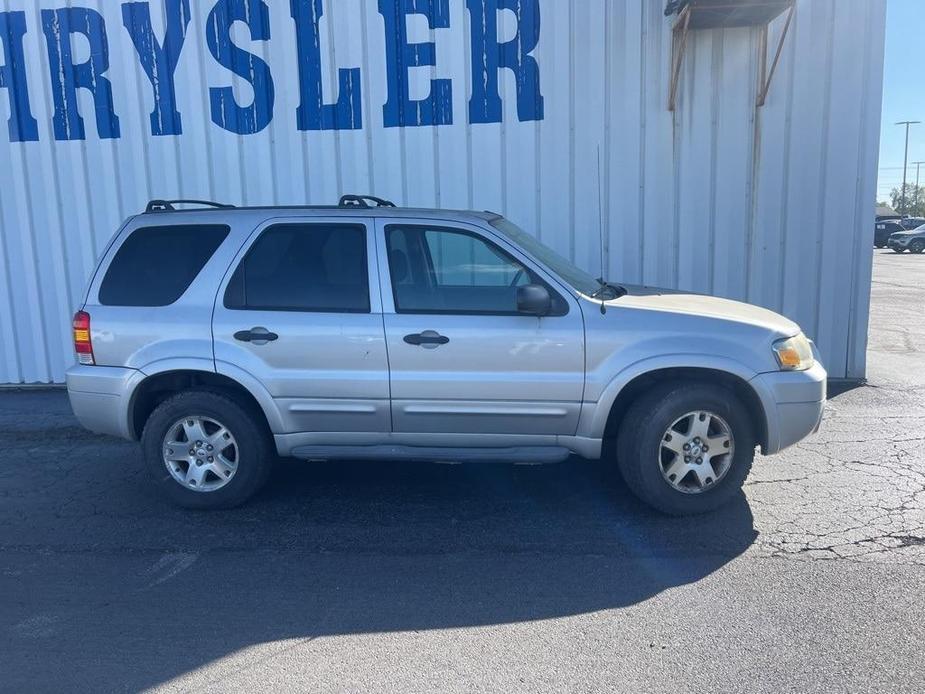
[0,0,885,383]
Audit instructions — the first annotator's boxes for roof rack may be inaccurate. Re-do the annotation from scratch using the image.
[338,194,396,208]
[143,195,398,213]
[145,199,235,213]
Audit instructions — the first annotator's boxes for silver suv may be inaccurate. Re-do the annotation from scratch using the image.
[887,225,925,253]
[66,196,826,515]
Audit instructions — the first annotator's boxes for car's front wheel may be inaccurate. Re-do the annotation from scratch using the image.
[616,382,756,515]
[910,239,925,254]
[141,390,274,509]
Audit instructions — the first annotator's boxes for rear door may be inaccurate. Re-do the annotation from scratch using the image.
[375,218,585,436]
[212,216,390,435]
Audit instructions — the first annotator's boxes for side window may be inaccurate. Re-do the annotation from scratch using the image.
[385,225,562,315]
[224,223,369,313]
[99,224,229,307]
[425,229,527,287]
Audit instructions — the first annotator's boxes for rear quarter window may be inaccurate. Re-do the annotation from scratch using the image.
[99,224,229,306]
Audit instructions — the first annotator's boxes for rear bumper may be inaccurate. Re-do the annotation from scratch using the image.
[66,365,144,440]
[750,361,827,454]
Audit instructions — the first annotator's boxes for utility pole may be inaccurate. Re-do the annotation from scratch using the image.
[913,161,925,215]
[896,121,921,214]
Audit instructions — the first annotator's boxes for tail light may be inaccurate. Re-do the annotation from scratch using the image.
[72,311,94,365]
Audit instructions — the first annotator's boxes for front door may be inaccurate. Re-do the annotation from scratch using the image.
[376,219,585,436]
[212,217,390,435]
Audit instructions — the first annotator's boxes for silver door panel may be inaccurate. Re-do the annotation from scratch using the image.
[211,217,389,435]
[374,218,586,436]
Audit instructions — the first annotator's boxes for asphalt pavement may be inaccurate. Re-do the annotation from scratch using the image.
[1,250,923,693]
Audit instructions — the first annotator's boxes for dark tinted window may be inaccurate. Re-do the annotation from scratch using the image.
[225,224,369,312]
[99,225,229,306]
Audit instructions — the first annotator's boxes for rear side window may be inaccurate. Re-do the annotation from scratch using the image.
[224,224,369,313]
[99,225,229,306]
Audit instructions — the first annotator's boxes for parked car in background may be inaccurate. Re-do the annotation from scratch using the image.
[899,217,925,230]
[875,220,905,248]
[888,226,925,253]
[65,197,826,516]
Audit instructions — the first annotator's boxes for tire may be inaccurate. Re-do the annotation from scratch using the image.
[141,390,274,509]
[910,240,925,254]
[616,381,756,516]
[893,247,906,253]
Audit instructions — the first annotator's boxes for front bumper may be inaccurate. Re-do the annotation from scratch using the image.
[66,365,144,440]
[750,360,826,454]
[888,236,912,249]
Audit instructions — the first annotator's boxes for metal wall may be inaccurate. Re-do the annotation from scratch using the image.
[0,0,886,383]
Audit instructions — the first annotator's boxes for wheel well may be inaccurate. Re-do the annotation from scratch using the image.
[129,371,269,440]
[603,367,768,450]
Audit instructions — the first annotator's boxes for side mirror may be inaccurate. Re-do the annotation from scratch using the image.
[516,284,551,316]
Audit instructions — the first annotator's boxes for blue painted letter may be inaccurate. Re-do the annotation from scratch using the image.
[41,8,121,140]
[378,0,452,128]
[0,12,38,142]
[467,0,543,123]
[290,0,361,130]
[122,0,191,136]
[206,0,274,135]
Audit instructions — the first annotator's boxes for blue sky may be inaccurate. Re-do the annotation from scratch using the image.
[877,0,925,204]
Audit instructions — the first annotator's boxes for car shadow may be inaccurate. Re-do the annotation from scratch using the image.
[0,392,758,691]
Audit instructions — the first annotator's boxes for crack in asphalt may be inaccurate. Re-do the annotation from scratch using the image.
[0,384,923,567]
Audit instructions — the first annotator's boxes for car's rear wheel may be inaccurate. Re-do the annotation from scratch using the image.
[616,382,756,515]
[892,246,906,253]
[910,239,925,254]
[141,390,274,509]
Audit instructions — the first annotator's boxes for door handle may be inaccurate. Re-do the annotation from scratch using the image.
[234,327,279,345]
[404,331,450,348]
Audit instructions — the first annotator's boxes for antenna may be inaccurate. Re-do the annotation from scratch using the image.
[596,146,606,315]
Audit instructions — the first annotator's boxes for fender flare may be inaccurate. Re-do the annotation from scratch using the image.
[129,358,285,435]
[213,360,285,433]
[139,357,217,378]
[580,353,763,440]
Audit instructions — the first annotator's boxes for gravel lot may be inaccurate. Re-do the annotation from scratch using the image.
[1,250,923,693]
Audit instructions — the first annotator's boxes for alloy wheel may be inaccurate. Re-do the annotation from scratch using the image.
[658,410,735,494]
[162,416,239,492]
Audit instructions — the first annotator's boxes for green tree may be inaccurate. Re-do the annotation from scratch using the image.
[890,183,925,217]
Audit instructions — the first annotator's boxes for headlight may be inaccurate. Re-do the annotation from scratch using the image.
[772,334,814,371]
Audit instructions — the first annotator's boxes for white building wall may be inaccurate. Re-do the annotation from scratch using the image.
[0,0,886,383]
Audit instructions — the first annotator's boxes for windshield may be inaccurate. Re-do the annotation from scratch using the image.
[490,218,603,295]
